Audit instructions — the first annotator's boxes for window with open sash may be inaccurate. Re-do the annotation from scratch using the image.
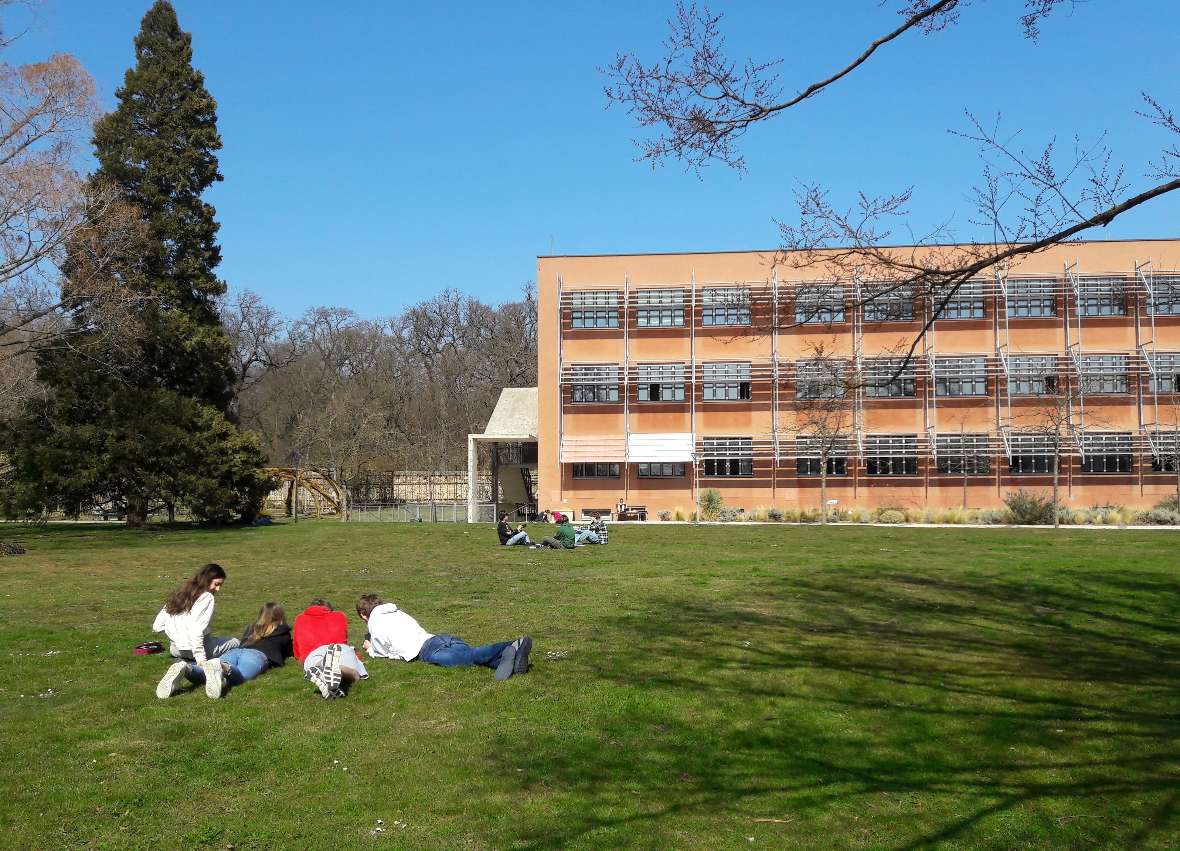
[568,364,619,403]
[635,288,685,327]
[1009,355,1059,396]
[701,362,752,401]
[636,363,685,402]
[1006,278,1057,318]
[935,357,987,397]
[864,434,919,475]
[935,433,992,475]
[864,358,917,398]
[700,437,754,477]
[700,287,752,326]
[1079,432,1133,473]
[795,436,849,476]
[569,290,620,328]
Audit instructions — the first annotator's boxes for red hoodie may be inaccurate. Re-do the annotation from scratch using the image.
[293,605,349,661]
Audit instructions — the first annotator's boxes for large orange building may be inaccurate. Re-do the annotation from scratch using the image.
[536,239,1180,518]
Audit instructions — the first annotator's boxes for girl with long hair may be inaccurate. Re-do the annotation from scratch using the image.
[153,563,239,698]
[172,602,294,699]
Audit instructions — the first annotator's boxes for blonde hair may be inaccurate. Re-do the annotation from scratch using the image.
[246,602,287,642]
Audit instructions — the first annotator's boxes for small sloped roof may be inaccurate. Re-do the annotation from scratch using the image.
[479,387,537,439]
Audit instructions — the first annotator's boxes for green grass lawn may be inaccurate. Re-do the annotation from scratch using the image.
[1,521,1178,849]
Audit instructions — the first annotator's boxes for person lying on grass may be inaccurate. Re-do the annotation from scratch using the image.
[356,594,531,681]
[156,602,293,699]
[293,598,368,700]
[497,512,531,546]
[153,563,240,697]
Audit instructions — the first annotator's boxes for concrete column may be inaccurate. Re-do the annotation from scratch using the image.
[467,434,478,523]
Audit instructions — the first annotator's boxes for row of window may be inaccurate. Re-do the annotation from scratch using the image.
[571,432,1175,479]
[567,278,1180,328]
[567,354,1180,402]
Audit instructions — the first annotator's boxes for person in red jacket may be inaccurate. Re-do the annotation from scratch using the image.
[292,598,368,699]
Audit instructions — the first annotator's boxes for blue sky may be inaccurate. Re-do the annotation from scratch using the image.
[9,1,1180,319]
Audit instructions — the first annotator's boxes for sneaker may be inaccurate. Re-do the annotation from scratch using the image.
[201,659,225,699]
[513,636,533,676]
[155,661,189,699]
[328,687,346,700]
[323,644,343,692]
[306,665,332,699]
[494,641,519,681]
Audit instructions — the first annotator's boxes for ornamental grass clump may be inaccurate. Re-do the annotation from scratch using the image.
[1002,490,1057,525]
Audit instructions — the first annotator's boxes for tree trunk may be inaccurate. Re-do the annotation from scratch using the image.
[166,502,176,524]
[820,464,828,525]
[126,496,148,529]
[1052,452,1060,528]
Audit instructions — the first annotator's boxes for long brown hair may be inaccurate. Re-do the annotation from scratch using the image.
[246,602,287,642]
[164,563,226,615]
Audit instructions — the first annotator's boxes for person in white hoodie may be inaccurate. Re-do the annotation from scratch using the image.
[356,594,532,681]
[152,563,240,699]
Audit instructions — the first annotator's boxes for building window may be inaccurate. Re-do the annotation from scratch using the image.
[571,463,620,478]
[700,437,754,477]
[1148,352,1180,393]
[637,462,686,478]
[864,434,919,475]
[1078,354,1129,395]
[569,290,620,328]
[795,436,849,476]
[934,280,985,320]
[1147,275,1180,315]
[864,358,917,398]
[862,284,915,322]
[637,363,685,402]
[1076,277,1127,316]
[1008,355,1059,396]
[795,358,849,399]
[1150,431,1179,472]
[1008,434,1057,474]
[702,362,752,401]
[701,287,751,326]
[635,288,685,327]
[935,356,987,397]
[935,433,993,475]
[795,285,845,324]
[1006,278,1057,318]
[1079,432,1132,474]
[569,364,619,403]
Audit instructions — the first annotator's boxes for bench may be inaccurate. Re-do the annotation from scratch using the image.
[616,505,647,521]
[581,508,613,521]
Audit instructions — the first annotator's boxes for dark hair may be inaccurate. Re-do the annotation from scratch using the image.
[499,513,509,522]
[309,598,334,611]
[356,594,382,619]
[164,563,226,615]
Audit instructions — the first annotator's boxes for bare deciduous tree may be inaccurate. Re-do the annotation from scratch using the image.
[791,340,857,523]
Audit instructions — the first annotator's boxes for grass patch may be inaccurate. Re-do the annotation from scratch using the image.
[1,521,1178,848]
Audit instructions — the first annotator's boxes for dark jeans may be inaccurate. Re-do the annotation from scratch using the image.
[418,634,512,668]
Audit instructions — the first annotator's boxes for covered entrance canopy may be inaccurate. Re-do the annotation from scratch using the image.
[467,387,538,523]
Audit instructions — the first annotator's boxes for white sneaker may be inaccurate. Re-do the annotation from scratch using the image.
[156,661,189,699]
[201,659,225,699]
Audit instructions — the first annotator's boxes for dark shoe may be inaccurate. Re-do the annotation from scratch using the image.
[513,636,532,675]
[494,642,518,681]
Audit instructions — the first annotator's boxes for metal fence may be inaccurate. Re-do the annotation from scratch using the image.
[350,502,496,523]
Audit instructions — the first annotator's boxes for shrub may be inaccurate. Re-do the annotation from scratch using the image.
[979,509,1008,525]
[672,506,688,522]
[1002,490,1057,525]
[747,506,770,522]
[657,510,672,521]
[781,508,801,523]
[878,509,905,524]
[1140,508,1180,525]
[1155,496,1180,512]
[699,489,723,520]
[851,508,874,524]
[717,507,743,522]
[799,508,820,523]
[766,507,784,522]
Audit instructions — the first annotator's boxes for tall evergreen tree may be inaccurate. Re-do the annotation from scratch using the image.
[1,1,270,526]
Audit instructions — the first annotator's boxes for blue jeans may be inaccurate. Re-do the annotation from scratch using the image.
[418,634,512,668]
[504,530,530,546]
[575,529,600,544]
[184,648,269,686]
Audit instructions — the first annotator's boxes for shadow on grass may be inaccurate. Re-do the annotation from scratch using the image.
[494,566,1180,849]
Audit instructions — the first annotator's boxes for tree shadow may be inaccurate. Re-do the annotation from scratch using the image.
[488,564,1180,848]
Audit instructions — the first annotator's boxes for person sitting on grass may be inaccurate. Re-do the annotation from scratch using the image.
[293,598,368,699]
[497,512,531,546]
[539,513,576,549]
[153,563,240,698]
[157,602,293,699]
[356,594,531,681]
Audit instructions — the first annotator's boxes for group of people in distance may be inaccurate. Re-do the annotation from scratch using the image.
[152,563,532,700]
[497,512,603,549]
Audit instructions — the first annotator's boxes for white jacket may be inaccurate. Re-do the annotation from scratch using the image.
[366,602,433,661]
[152,591,216,662]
